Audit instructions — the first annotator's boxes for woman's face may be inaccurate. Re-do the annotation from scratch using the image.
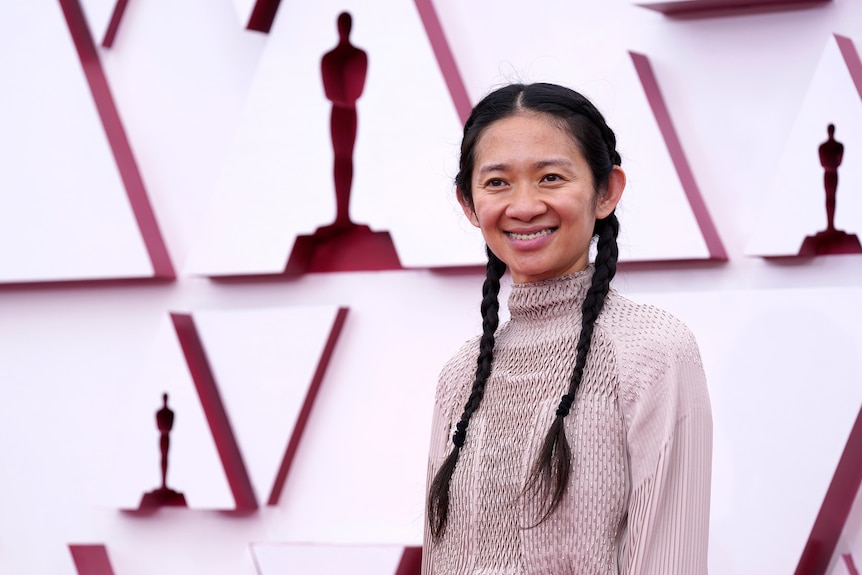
[460,112,624,284]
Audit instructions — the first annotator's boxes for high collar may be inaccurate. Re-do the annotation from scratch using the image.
[508,266,594,322]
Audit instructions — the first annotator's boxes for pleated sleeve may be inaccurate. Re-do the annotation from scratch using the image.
[421,337,478,575]
[618,318,713,574]
[421,394,453,575]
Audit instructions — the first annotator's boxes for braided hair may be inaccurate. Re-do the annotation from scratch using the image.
[427,83,622,538]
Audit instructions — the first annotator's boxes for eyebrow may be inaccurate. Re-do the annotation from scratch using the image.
[475,158,575,176]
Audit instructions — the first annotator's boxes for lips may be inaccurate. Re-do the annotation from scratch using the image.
[506,228,556,241]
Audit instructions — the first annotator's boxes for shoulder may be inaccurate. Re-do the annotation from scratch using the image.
[600,290,698,349]
[598,289,704,401]
[435,335,481,409]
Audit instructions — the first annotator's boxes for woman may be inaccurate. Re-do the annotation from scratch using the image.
[423,83,712,574]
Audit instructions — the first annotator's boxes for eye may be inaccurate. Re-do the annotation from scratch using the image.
[483,177,507,189]
[542,173,563,183]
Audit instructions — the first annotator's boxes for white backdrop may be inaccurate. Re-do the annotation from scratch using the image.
[2,0,862,574]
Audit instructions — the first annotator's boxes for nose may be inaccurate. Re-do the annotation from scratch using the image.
[505,183,547,221]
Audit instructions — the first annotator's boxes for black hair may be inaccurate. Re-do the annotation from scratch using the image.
[428,83,622,538]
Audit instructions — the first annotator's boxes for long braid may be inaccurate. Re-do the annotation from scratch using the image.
[525,212,620,522]
[428,247,507,538]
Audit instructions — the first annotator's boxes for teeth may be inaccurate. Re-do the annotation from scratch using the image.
[509,229,554,240]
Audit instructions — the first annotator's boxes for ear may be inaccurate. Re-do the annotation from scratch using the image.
[457,188,480,227]
[596,166,625,219]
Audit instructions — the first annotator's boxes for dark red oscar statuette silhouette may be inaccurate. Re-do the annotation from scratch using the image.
[799,123,862,256]
[285,12,402,274]
[139,393,187,508]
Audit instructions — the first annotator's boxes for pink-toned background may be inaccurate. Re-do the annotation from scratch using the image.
[1,1,862,574]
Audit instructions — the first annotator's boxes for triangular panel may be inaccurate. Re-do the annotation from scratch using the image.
[746,34,862,258]
[107,316,234,510]
[107,306,348,511]
[430,6,725,262]
[94,0,265,271]
[185,1,475,276]
[0,1,168,283]
[493,51,721,261]
[624,52,725,261]
[191,305,347,506]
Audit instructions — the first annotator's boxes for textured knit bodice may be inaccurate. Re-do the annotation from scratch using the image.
[423,269,712,575]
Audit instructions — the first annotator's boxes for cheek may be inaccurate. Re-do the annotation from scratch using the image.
[471,199,496,227]
[459,198,481,227]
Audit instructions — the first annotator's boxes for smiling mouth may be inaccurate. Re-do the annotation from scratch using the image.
[507,228,556,241]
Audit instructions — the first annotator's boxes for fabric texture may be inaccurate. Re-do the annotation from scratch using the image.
[422,267,712,575]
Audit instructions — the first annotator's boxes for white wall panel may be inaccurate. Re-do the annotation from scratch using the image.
[108,314,235,510]
[3,1,862,574]
[98,0,265,271]
[0,1,152,282]
[747,34,862,257]
[185,0,473,275]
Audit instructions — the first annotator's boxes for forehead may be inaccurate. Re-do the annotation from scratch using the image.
[474,112,581,164]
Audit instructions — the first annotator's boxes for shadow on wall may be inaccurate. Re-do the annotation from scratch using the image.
[138,393,187,509]
[287,11,402,275]
[799,123,862,256]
